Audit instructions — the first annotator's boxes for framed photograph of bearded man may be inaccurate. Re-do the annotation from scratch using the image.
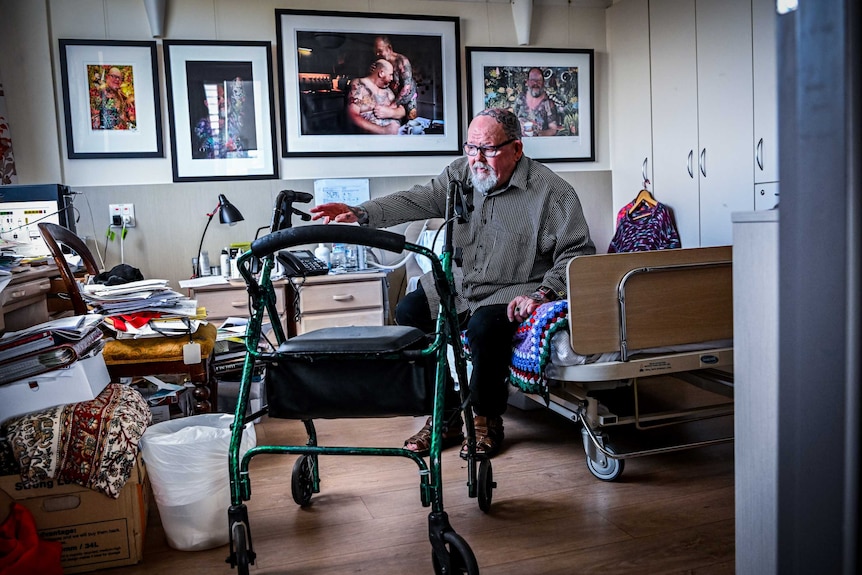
[59,39,163,158]
[276,9,462,157]
[465,47,595,162]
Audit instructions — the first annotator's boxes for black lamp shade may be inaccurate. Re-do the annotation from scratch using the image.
[218,194,244,225]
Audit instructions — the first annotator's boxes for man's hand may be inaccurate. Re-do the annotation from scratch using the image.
[310,203,358,224]
[507,294,544,323]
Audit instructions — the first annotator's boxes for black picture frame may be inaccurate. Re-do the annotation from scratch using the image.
[276,9,462,157]
[466,47,595,162]
[59,39,163,159]
[163,40,278,182]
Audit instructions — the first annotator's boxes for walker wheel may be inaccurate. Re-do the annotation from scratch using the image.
[586,444,625,482]
[477,459,495,513]
[230,521,252,575]
[291,455,315,506]
[431,531,480,574]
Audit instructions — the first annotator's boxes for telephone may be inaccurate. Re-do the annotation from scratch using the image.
[277,249,329,277]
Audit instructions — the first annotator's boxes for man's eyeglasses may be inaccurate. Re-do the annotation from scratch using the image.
[463,139,516,158]
[107,73,122,81]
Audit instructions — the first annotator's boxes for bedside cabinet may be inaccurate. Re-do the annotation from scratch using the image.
[289,271,388,335]
[191,279,288,331]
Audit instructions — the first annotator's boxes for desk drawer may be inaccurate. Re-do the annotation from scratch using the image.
[299,309,384,334]
[196,287,285,319]
[299,280,383,314]
[0,276,52,307]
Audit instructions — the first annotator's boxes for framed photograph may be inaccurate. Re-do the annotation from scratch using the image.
[276,9,462,157]
[163,40,278,182]
[466,47,595,162]
[59,39,162,159]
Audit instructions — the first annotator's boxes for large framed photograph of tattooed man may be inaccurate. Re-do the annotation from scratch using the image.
[466,47,594,162]
[276,9,462,157]
[59,39,162,159]
[164,40,278,182]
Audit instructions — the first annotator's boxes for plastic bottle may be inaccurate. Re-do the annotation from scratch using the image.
[314,243,331,269]
[330,243,345,270]
[199,250,211,276]
[220,248,230,278]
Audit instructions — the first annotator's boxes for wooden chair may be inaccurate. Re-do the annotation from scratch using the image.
[38,222,218,413]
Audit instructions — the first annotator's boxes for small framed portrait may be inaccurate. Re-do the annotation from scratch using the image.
[59,39,163,158]
[466,47,595,162]
[163,40,278,182]
[276,9,462,157]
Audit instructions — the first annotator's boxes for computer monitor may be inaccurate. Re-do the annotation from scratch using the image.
[0,184,75,257]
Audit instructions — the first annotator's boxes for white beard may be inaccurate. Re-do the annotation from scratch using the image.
[470,161,498,195]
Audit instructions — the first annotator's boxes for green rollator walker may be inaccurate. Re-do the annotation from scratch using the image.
[225,185,494,574]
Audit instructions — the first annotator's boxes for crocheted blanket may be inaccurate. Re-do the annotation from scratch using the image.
[2,384,150,498]
[509,300,568,394]
[461,300,568,396]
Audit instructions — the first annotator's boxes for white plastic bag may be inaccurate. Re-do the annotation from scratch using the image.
[140,413,256,551]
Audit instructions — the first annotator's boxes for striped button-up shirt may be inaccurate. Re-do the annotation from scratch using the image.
[361,155,595,312]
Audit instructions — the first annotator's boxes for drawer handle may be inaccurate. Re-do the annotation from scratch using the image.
[8,289,26,299]
[332,294,355,302]
[230,301,248,307]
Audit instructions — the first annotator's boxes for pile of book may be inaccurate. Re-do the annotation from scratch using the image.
[212,318,267,421]
[0,315,105,386]
[81,279,204,338]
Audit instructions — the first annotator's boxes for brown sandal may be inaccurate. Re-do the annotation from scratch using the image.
[404,415,464,456]
[460,415,504,459]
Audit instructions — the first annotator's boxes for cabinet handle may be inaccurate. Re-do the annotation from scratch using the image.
[699,148,707,177]
[332,294,355,302]
[8,289,26,299]
[687,150,694,179]
[230,300,247,307]
[641,157,649,183]
[756,138,764,171]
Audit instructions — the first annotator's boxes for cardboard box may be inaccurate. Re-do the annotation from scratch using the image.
[1,352,111,422]
[0,456,149,574]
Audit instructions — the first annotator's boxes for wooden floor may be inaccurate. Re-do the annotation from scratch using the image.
[114,402,735,575]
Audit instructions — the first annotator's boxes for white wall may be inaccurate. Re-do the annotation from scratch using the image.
[0,0,613,285]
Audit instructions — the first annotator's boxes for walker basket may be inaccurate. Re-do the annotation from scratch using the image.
[265,325,436,419]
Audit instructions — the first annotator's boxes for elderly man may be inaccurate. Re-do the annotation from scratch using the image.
[346,59,400,134]
[311,108,595,458]
[513,67,560,137]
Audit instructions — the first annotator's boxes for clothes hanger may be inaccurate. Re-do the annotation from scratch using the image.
[629,181,658,219]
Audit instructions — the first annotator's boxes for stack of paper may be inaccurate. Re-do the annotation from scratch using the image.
[81,279,204,338]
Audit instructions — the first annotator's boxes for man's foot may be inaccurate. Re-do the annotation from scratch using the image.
[403,415,464,456]
[460,415,504,459]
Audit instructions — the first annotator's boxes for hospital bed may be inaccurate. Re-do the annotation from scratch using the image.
[508,246,734,481]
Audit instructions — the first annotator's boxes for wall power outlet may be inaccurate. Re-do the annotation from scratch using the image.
[109,203,135,227]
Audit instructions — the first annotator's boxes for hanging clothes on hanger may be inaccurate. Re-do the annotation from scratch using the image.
[608,188,681,253]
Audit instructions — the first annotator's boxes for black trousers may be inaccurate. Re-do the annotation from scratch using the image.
[395,284,518,418]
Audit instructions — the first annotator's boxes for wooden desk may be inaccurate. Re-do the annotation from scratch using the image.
[0,264,58,333]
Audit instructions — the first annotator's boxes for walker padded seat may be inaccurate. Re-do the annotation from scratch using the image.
[265,325,436,420]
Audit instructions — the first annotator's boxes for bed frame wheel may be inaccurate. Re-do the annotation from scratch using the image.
[581,427,625,481]
[585,444,624,481]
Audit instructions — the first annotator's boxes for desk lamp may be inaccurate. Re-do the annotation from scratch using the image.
[195,193,244,277]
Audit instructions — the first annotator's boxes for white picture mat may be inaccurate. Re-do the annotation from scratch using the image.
[278,11,461,156]
[165,42,276,181]
[62,42,160,155]
[467,48,594,162]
